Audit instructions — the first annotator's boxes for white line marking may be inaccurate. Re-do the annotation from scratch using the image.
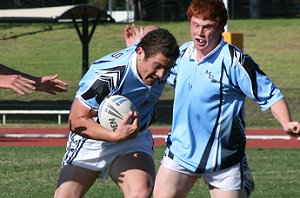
[0,134,68,138]
[246,135,291,140]
[153,135,292,140]
[153,135,167,139]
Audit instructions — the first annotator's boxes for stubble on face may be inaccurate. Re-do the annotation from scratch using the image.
[136,50,172,86]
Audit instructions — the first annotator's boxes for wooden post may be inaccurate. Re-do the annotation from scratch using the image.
[222,32,244,50]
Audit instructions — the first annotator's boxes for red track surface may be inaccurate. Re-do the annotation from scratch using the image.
[0,127,299,148]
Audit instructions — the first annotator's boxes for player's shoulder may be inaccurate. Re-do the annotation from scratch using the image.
[222,44,260,75]
[175,41,192,60]
[221,44,246,66]
[91,46,135,68]
[179,41,192,51]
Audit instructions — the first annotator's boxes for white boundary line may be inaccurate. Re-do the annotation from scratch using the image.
[152,135,297,141]
[0,134,68,138]
[246,135,291,140]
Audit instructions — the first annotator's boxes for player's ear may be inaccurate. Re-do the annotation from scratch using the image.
[136,47,145,61]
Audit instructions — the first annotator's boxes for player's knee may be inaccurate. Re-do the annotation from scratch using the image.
[54,187,81,198]
[125,186,153,198]
[125,180,154,198]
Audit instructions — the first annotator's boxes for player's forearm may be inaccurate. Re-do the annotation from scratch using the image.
[0,64,38,81]
[69,116,118,141]
[270,98,292,131]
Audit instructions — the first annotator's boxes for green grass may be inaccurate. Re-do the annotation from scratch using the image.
[0,146,300,197]
[0,19,299,126]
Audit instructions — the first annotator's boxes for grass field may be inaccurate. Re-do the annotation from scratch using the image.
[1,146,300,197]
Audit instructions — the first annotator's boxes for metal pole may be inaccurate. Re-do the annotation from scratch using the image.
[223,0,228,32]
[109,0,113,16]
[82,14,89,76]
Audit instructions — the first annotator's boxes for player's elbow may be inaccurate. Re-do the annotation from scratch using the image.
[68,118,87,135]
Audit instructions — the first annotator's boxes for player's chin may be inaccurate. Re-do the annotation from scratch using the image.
[144,78,157,86]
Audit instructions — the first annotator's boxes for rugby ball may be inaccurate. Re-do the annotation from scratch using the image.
[98,95,137,131]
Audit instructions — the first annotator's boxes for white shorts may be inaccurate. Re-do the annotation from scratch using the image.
[61,129,154,178]
[161,155,253,192]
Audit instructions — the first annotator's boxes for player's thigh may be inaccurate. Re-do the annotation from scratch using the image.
[109,151,156,196]
[205,162,248,198]
[153,165,198,198]
[54,164,99,198]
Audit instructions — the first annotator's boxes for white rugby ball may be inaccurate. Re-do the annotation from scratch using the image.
[98,95,136,131]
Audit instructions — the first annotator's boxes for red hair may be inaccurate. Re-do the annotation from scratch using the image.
[187,0,228,28]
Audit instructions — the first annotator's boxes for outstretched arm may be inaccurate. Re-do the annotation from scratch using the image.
[0,64,68,95]
[270,98,300,135]
[34,74,68,95]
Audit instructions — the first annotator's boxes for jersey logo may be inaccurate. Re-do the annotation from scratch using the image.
[205,70,217,83]
[81,65,126,103]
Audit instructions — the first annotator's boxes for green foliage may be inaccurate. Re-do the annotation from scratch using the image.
[1,146,299,197]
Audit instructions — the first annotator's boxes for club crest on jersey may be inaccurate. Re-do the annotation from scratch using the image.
[205,70,217,82]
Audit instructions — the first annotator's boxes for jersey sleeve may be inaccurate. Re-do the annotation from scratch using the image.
[167,42,189,87]
[167,65,177,87]
[230,52,284,111]
[76,47,134,109]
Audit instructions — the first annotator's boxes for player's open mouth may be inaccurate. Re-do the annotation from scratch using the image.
[196,38,205,44]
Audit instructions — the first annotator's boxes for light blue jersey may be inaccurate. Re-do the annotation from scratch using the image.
[76,45,167,131]
[166,38,284,173]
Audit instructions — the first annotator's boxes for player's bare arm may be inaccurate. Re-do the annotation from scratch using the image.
[0,74,36,94]
[35,74,68,94]
[69,98,139,142]
[0,63,68,94]
[270,98,300,135]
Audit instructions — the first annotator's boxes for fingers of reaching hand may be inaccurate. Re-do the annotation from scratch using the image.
[132,23,141,35]
[54,78,68,87]
[51,79,68,93]
[287,122,300,136]
[38,75,68,94]
[124,23,146,47]
[13,75,36,94]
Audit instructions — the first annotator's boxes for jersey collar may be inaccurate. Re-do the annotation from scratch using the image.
[130,52,151,88]
[185,37,225,63]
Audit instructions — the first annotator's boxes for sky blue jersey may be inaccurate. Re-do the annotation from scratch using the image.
[166,38,284,173]
[76,44,167,131]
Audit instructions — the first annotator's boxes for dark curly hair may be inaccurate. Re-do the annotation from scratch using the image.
[136,28,179,64]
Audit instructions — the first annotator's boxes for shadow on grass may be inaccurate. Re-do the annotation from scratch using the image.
[0,24,73,40]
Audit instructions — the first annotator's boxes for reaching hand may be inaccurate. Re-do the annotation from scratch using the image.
[0,74,36,94]
[286,121,300,136]
[124,24,143,47]
[35,74,68,95]
[124,23,159,47]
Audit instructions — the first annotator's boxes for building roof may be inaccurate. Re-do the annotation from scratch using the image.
[0,4,114,23]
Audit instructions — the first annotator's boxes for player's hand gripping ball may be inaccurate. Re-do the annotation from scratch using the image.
[98,95,137,131]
